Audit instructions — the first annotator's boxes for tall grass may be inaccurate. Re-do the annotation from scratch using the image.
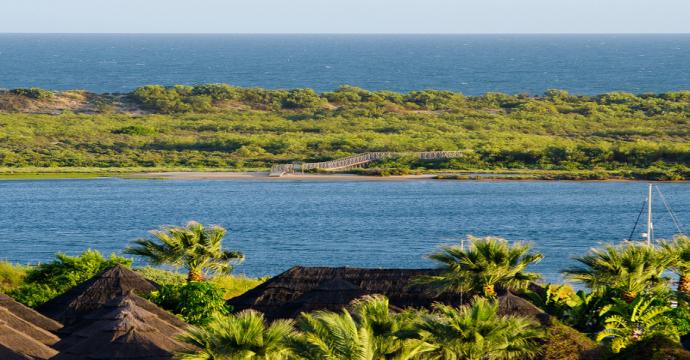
[0,261,28,292]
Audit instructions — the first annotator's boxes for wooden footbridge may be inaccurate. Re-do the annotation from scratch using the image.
[269,151,465,177]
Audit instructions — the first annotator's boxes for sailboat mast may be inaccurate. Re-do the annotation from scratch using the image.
[647,183,653,246]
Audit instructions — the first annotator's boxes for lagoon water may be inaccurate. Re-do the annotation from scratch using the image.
[1,34,690,95]
[1,179,688,283]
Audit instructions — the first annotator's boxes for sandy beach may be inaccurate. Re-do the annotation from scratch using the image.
[129,171,439,181]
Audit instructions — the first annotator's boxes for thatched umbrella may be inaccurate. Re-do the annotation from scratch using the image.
[53,300,191,359]
[0,320,58,360]
[56,293,187,350]
[289,277,366,317]
[496,290,551,325]
[228,266,460,319]
[0,293,62,333]
[0,307,60,346]
[38,265,158,325]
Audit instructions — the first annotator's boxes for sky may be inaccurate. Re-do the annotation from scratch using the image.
[1,0,690,34]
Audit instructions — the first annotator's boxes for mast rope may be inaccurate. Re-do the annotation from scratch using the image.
[655,186,685,236]
[628,199,647,241]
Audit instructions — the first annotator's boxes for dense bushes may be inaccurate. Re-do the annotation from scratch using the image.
[2,84,690,178]
[9,250,131,307]
[148,281,231,325]
[9,87,53,100]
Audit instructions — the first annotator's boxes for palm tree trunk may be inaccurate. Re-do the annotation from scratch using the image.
[679,274,690,295]
[622,291,637,303]
[483,284,496,297]
[187,269,204,282]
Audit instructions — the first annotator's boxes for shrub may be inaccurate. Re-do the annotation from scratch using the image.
[282,88,324,109]
[148,281,231,325]
[113,125,157,135]
[192,83,238,101]
[10,88,53,100]
[209,274,266,299]
[0,261,28,292]
[135,266,185,286]
[9,249,131,307]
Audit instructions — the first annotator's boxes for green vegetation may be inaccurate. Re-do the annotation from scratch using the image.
[415,236,543,297]
[178,310,297,360]
[148,281,231,325]
[1,85,690,179]
[563,243,670,302]
[8,249,131,307]
[0,261,27,292]
[4,222,690,358]
[125,221,244,282]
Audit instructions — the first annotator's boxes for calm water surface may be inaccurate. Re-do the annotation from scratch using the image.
[1,179,688,283]
[1,34,690,94]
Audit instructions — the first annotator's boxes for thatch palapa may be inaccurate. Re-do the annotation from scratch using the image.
[0,307,60,346]
[55,293,187,350]
[0,293,62,333]
[227,266,463,319]
[53,296,191,359]
[37,265,158,325]
[0,320,58,360]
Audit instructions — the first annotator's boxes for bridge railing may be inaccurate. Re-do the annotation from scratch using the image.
[270,151,465,176]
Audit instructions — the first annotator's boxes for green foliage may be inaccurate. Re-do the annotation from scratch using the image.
[608,334,690,360]
[596,296,676,353]
[282,88,324,109]
[564,243,671,301]
[9,249,131,307]
[113,124,157,135]
[178,310,296,360]
[3,84,690,177]
[191,83,238,101]
[0,261,28,292]
[148,281,231,325]
[135,266,186,286]
[209,274,266,300]
[416,236,543,297]
[419,297,543,360]
[292,295,434,360]
[525,283,580,319]
[125,221,244,282]
[10,87,53,99]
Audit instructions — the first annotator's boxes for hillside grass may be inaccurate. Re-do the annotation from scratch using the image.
[1,85,690,179]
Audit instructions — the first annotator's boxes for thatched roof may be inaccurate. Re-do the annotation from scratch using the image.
[0,307,60,346]
[56,292,188,349]
[228,266,462,319]
[38,265,158,325]
[496,290,551,325]
[53,295,191,359]
[288,277,367,317]
[0,293,62,333]
[0,320,59,360]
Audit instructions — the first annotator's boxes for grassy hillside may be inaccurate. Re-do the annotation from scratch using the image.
[1,85,689,179]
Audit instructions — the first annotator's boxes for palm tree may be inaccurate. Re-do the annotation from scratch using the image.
[416,236,544,297]
[125,221,244,282]
[291,295,432,360]
[659,236,690,295]
[563,242,670,302]
[177,310,296,360]
[350,295,434,360]
[419,297,543,360]
[596,295,675,353]
[292,309,376,360]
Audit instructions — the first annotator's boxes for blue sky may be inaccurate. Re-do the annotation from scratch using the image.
[2,0,689,33]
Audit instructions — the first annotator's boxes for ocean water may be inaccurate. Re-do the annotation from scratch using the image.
[0,179,687,283]
[0,34,689,95]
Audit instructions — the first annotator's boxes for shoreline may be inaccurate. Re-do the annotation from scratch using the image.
[0,170,687,182]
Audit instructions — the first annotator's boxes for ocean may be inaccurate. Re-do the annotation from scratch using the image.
[1,34,689,94]
[0,179,687,283]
